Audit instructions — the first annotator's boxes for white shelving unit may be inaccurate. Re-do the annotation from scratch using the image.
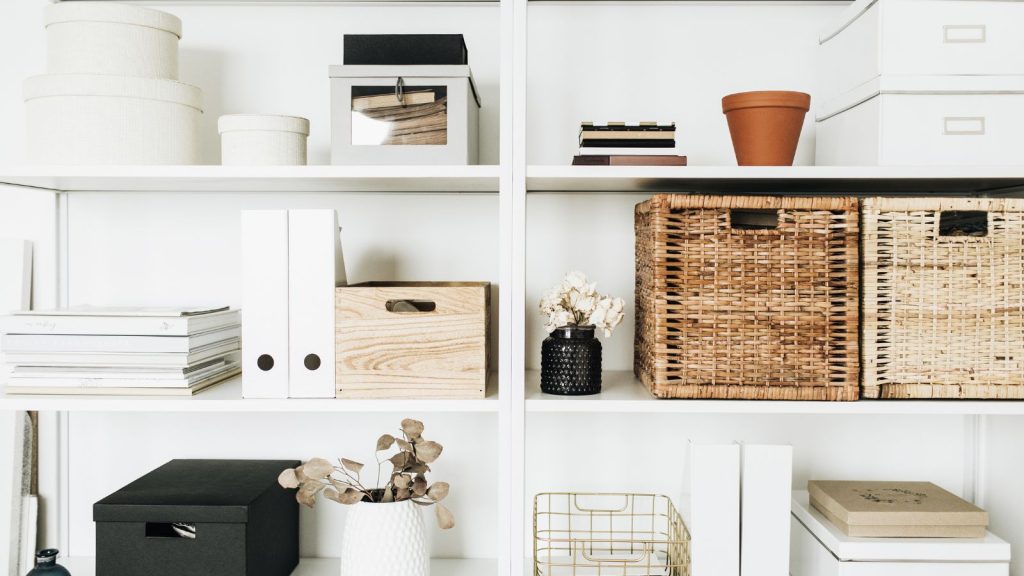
[2,1,1024,576]
[0,165,501,193]
[60,557,496,576]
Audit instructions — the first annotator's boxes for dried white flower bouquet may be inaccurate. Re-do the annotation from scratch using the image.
[539,271,625,337]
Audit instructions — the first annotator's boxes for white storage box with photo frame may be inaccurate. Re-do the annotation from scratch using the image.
[817,0,1024,106]
[329,65,480,165]
[791,491,1010,576]
[815,75,1024,166]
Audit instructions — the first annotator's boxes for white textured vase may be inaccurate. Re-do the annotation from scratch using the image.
[339,500,429,576]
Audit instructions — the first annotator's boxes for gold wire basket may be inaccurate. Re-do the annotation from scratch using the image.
[534,493,691,576]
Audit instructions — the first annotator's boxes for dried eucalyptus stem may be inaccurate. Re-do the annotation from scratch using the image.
[278,418,455,529]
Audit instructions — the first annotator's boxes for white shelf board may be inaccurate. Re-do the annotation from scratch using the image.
[61,557,496,576]
[526,165,1024,195]
[0,165,500,193]
[0,374,499,413]
[526,370,1024,415]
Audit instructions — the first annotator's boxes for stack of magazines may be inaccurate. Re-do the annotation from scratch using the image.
[573,122,687,166]
[0,306,240,396]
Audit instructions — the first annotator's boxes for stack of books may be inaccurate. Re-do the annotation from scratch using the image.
[0,306,241,396]
[352,89,448,146]
[573,122,686,166]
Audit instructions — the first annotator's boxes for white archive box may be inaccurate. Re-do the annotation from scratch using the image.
[815,75,1024,166]
[791,491,1010,576]
[817,0,1024,106]
[329,65,481,165]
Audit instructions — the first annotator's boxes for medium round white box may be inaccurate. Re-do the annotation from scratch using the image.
[45,2,182,79]
[219,115,310,166]
[24,74,203,165]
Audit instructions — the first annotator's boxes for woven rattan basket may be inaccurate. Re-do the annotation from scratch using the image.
[862,197,1024,399]
[634,195,860,400]
[534,493,690,576]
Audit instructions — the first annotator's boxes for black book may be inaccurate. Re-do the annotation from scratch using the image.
[579,139,676,148]
[344,35,468,65]
[578,125,676,133]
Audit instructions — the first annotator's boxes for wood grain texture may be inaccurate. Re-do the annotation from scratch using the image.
[862,197,1024,399]
[634,194,860,401]
[335,282,489,399]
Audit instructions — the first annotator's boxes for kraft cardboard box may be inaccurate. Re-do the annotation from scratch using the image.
[809,480,988,538]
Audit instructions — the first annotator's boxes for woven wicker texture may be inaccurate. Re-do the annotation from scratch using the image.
[862,198,1024,399]
[634,195,860,400]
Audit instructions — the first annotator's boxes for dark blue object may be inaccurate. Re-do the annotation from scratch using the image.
[27,549,71,575]
[541,324,603,395]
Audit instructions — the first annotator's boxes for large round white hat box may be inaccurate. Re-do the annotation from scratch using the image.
[219,115,310,166]
[24,75,203,165]
[45,2,182,79]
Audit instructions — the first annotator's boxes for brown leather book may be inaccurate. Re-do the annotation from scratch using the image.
[572,155,687,166]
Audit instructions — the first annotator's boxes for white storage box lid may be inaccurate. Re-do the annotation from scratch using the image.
[329,64,482,108]
[23,74,203,112]
[816,75,1024,122]
[792,491,1010,563]
[819,0,879,43]
[45,2,182,39]
[219,114,310,135]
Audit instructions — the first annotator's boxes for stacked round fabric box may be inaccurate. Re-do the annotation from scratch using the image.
[24,2,203,165]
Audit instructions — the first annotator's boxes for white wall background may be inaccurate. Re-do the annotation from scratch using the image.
[526,413,972,556]
[527,2,845,166]
[69,411,498,558]
[0,2,501,165]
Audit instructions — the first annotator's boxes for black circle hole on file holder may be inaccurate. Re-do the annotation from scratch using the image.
[257,354,275,371]
[304,354,321,371]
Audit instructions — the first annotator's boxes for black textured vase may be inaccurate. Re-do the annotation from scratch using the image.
[541,324,602,395]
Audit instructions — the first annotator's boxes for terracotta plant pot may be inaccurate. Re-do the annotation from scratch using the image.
[722,91,811,166]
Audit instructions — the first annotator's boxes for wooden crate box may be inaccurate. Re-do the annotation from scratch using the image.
[335,282,489,399]
[634,195,860,400]
[862,198,1024,399]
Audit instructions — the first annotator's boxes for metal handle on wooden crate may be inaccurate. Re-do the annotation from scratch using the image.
[386,299,437,313]
[943,24,986,43]
[395,77,405,104]
[944,116,986,136]
[580,545,652,565]
[572,493,630,513]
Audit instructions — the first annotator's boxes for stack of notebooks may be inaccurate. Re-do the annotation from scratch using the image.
[0,306,241,396]
[573,122,686,166]
[352,88,448,146]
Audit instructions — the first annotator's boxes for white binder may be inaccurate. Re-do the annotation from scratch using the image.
[241,210,289,398]
[740,444,793,576]
[682,442,740,576]
[288,209,346,398]
[0,238,31,314]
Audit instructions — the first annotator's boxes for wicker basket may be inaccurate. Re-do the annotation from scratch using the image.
[634,195,860,400]
[534,493,690,576]
[862,198,1024,399]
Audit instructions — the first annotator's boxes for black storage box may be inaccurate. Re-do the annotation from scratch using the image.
[94,459,300,576]
[344,34,468,65]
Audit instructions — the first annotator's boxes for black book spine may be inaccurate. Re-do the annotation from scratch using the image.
[572,156,610,165]
[578,139,676,148]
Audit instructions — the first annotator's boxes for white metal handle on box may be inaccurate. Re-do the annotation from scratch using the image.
[944,116,986,136]
[943,24,987,43]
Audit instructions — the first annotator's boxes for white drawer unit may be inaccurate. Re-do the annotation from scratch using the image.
[818,0,1024,106]
[791,492,1010,576]
[815,75,1024,166]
